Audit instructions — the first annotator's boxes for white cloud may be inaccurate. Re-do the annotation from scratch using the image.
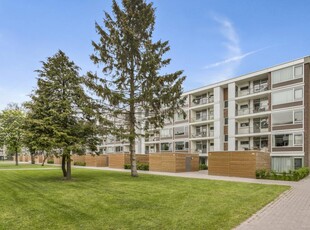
[201,14,269,83]
[204,48,267,69]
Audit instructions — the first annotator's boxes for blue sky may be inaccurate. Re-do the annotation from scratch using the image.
[0,0,310,110]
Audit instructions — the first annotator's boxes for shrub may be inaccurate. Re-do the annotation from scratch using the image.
[124,164,131,169]
[74,161,86,166]
[47,160,54,164]
[124,163,149,171]
[256,167,309,181]
[199,164,208,170]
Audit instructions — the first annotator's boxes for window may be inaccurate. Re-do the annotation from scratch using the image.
[294,111,303,123]
[224,100,228,108]
[253,79,268,92]
[272,111,293,125]
[161,143,171,151]
[294,65,303,78]
[272,110,303,125]
[224,135,228,142]
[294,89,303,100]
[240,86,249,91]
[174,126,188,136]
[294,158,303,170]
[272,66,294,84]
[274,134,293,147]
[175,142,188,151]
[240,104,248,109]
[225,118,228,125]
[294,134,303,146]
[115,146,123,152]
[160,128,172,138]
[240,141,249,145]
[240,122,249,127]
[175,112,187,121]
[272,88,303,105]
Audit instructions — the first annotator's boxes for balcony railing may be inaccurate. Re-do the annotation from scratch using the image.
[191,131,214,138]
[145,136,160,142]
[191,97,214,106]
[236,127,269,135]
[236,85,269,97]
[236,106,269,116]
[191,115,214,123]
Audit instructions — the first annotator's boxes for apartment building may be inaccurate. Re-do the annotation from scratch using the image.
[99,56,310,172]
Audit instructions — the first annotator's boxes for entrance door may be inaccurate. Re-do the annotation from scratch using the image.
[185,157,192,172]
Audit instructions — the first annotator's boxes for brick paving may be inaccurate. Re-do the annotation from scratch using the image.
[235,176,310,230]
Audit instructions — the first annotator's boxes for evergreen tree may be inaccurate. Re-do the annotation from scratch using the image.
[27,50,100,179]
[87,0,186,177]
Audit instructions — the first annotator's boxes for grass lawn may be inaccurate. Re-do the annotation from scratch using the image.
[0,161,56,169]
[0,163,289,230]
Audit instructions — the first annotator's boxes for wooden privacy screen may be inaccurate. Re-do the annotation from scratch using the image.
[108,153,149,169]
[149,153,199,173]
[208,151,270,178]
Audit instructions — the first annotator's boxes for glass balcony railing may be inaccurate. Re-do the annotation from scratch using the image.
[191,131,214,138]
[236,106,269,116]
[236,127,269,135]
[191,115,214,122]
[236,85,269,97]
[191,97,214,106]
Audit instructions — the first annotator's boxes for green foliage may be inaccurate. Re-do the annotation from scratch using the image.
[256,167,309,181]
[24,50,103,178]
[74,161,86,166]
[124,163,149,171]
[47,160,54,164]
[199,164,208,170]
[0,104,25,161]
[86,0,186,176]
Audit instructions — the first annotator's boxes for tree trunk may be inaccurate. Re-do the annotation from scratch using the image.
[66,155,71,180]
[31,152,35,164]
[15,151,18,166]
[129,59,138,177]
[41,154,48,166]
[61,155,67,178]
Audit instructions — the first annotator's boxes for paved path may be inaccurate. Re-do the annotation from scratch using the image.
[235,175,310,230]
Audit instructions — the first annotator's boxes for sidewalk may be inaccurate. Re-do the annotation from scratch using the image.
[72,165,297,186]
[235,175,310,230]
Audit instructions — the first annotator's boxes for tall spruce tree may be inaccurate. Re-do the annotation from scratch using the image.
[28,50,100,179]
[87,0,186,177]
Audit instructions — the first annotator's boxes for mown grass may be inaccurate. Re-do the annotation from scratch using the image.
[0,161,57,169]
[0,163,289,230]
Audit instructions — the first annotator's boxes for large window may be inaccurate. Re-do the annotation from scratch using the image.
[161,142,172,151]
[175,141,189,151]
[174,126,188,136]
[272,88,303,105]
[272,109,303,126]
[160,128,172,138]
[272,65,303,84]
[273,133,303,147]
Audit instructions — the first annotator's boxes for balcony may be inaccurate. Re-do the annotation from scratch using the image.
[145,136,160,142]
[236,84,269,98]
[236,106,269,116]
[191,131,214,138]
[191,97,214,107]
[191,115,214,123]
[236,127,269,135]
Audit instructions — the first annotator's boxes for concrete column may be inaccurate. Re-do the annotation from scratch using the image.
[213,86,223,151]
[228,82,236,150]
